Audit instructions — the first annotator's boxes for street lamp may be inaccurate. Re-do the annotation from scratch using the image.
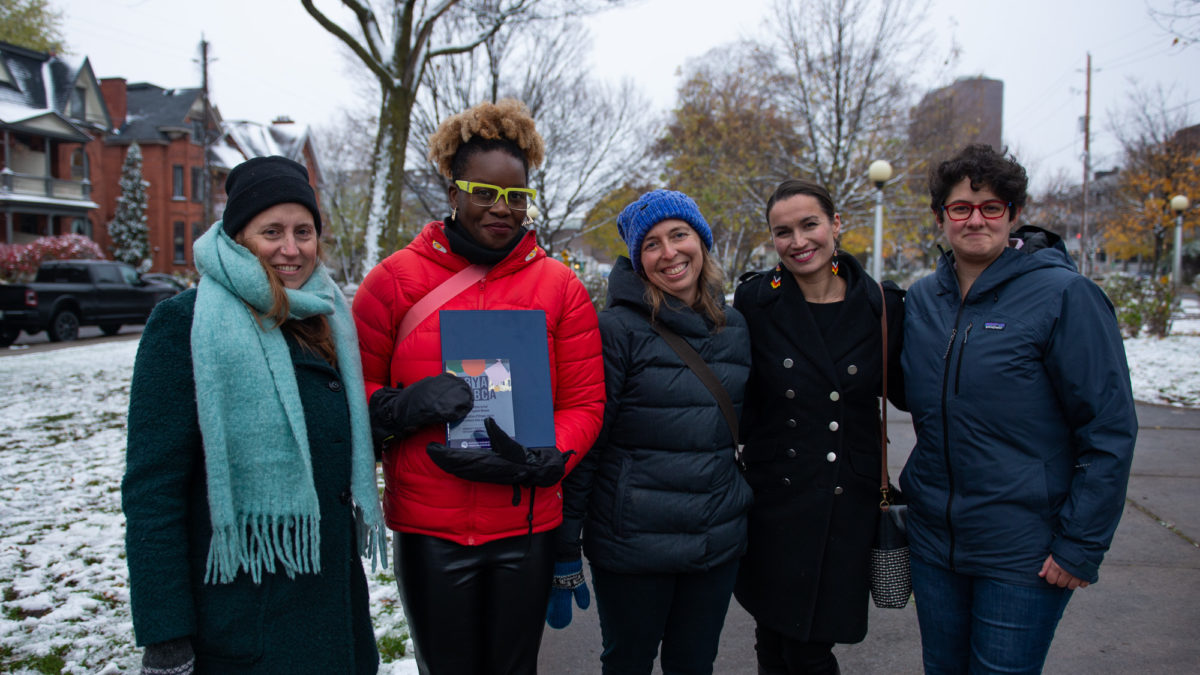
[1170,194,1189,290]
[868,160,893,280]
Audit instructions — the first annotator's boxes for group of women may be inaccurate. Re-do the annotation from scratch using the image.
[123,98,1136,675]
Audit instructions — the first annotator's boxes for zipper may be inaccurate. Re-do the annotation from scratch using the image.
[939,302,965,570]
[953,322,973,396]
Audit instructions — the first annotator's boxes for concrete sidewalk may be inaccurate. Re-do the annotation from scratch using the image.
[539,404,1200,673]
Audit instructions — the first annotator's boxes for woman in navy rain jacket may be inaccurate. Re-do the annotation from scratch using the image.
[901,144,1137,674]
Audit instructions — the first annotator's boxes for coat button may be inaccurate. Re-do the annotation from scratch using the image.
[785,389,795,399]
[847,364,858,375]
[328,380,343,392]
[830,391,840,402]
[828,421,839,432]
[787,418,797,428]
[782,477,791,487]
[786,448,797,458]
[826,452,837,462]
[834,486,844,495]
[783,358,794,368]
[339,489,352,505]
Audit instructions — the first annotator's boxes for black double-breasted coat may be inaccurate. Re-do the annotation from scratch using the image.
[732,253,904,643]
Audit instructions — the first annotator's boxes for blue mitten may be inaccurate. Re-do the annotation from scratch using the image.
[545,559,590,629]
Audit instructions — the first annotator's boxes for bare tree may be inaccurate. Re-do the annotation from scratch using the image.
[301,0,627,274]
[771,0,932,221]
[1148,0,1200,46]
[404,17,654,259]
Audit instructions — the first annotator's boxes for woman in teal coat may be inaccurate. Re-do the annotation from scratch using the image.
[122,157,387,674]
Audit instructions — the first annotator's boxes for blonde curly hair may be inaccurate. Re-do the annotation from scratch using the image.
[428,99,545,179]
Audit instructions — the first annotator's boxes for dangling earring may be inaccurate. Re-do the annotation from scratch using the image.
[831,258,839,276]
[451,206,457,221]
[522,215,534,227]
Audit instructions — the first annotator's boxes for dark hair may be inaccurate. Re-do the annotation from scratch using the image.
[450,137,528,180]
[929,144,1028,223]
[765,179,836,225]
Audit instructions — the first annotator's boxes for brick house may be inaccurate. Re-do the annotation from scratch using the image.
[0,41,110,245]
[1,40,322,274]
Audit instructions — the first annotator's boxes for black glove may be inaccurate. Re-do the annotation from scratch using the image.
[369,373,474,445]
[426,417,570,488]
[142,637,194,675]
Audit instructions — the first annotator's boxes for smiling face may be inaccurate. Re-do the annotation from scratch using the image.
[639,219,705,306]
[939,178,1018,269]
[236,203,319,289]
[448,149,528,250]
[768,194,841,283]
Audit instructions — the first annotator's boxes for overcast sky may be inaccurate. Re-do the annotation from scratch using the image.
[58,0,1198,192]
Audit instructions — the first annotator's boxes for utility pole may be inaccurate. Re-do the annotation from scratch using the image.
[199,36,215,227]
[1080,52,1093,277]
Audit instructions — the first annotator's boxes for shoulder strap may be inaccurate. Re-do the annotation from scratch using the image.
[878,282,891,509]
[396,264,488,346]
[645,317,739,445]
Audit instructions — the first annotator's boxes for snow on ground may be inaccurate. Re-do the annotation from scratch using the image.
[0,341,416,674]
[1,312,1198,672]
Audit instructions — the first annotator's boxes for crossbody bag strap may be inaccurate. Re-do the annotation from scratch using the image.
[395,264,488,346]
[878,281,891,510]
[644,317,739,445]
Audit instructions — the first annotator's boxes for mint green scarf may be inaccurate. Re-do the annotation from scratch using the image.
[192,223,386,584]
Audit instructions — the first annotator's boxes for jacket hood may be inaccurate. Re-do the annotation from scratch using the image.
[937,225,1078,298]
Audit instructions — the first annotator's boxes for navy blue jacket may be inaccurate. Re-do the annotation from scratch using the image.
[559,256,752,574]
[900,227,1136,586]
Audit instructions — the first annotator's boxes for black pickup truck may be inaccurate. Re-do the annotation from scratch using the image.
[0,260,179,346]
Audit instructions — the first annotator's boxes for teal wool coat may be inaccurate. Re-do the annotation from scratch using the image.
[123,290,378,673]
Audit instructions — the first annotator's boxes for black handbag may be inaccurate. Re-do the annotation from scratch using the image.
[870,282,911,609]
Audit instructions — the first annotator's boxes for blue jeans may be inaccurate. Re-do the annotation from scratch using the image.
[590,558,739,675]
[911,555,1072,675]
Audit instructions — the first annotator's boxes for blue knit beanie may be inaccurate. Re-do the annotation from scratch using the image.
[616,189,713,274]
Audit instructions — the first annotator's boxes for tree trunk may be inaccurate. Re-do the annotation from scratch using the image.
[363,87,418,275]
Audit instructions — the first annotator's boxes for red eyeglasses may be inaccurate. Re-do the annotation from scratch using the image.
[942,200,1011,221]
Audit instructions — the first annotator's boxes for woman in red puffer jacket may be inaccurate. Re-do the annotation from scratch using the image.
[352,99,604,675]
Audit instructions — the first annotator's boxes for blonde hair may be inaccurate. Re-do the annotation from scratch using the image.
[427,99,545,179]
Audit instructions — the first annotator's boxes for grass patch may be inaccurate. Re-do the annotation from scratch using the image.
[38,412,76,424]
[1,644,70,674]
[377,630,409,662]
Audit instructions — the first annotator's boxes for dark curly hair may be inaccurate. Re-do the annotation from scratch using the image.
[427,99,545,181]
[929,144,1028,223]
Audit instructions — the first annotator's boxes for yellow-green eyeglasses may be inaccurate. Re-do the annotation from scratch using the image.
[454,181,537,212]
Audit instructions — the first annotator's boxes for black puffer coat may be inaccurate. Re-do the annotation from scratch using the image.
[732,253,905,644]
[559,256,752,574]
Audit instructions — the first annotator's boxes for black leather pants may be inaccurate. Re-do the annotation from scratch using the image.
[394,531,554,675]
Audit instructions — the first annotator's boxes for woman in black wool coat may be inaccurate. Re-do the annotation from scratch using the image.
[733,178,906,675]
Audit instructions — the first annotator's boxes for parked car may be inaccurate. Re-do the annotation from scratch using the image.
[140,273,191,293]
[0,260,179,346]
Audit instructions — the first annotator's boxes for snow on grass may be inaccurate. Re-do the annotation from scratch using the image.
[0,341,416,674]
[2,319,1198,672]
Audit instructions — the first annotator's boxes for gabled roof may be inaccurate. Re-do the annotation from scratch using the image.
[0,41,107,140]
[114,82,204,143]
[221,119,311,163]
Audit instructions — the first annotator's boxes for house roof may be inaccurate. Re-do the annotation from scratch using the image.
[0,41,96,141]
[114,83,203,142]
[215,119,320,182]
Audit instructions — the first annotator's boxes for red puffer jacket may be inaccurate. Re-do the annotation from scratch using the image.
[353,221,605,545]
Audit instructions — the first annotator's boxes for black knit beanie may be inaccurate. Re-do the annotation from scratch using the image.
[221,156,322,238]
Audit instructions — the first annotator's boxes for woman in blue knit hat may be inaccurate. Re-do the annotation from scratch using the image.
[122,156,387,674]
[552,189,753,674]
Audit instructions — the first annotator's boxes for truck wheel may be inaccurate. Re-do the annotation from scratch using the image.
[48,310,80,342]
[99,323,122,336]
[0,328,18,347]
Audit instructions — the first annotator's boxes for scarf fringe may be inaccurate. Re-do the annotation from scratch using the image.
[354,504,389,572]
[205,513,322,584]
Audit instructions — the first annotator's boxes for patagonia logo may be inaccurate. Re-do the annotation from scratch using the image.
[984,322,1006,330]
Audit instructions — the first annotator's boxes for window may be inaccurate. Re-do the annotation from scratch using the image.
[192,222,204,242]
[71,218,92,238]
[173,165,185,199]
[173,221,186,264]
[191,167,205,203]
[92,265,123,285]
[118,264,140,286]
[70,149,87,180]
[70,87,86,119]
